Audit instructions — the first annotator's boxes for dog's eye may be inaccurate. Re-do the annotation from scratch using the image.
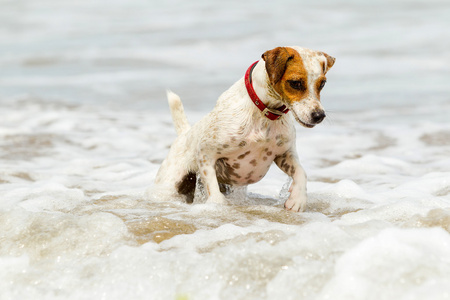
[319,80,326,91]
[288,80,305,91]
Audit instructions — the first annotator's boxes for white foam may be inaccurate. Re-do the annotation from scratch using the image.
[318,228,450,300]
[1,100,449,299]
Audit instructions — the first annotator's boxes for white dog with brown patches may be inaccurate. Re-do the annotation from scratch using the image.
[154,46,335,212]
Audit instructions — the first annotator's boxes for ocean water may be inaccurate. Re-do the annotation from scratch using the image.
[1,0,450,299]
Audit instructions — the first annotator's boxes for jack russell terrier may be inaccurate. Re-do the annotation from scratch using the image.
[154,46,335,212]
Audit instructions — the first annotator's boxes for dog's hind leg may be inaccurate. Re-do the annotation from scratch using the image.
[153,132,198,203]
[167,91,190,136]
[154,158,196,203]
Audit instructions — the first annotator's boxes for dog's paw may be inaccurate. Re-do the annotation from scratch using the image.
[284,196,306,212]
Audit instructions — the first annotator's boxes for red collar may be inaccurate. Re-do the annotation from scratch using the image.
[245,61,289,121]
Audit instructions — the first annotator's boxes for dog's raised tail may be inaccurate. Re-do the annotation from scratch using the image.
[166,90,191,135]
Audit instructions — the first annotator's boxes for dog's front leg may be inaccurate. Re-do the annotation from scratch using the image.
[274,149,307,212]
[197,151,227,204]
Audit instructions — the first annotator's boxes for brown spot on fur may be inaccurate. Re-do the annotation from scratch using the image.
[263,156,267,161]
[239,141,247,147]
[250,159,257,166]
[283,165,290,174]
[238,151,251,159]
[232,163,240,169]
[203,170,208,176]
[267,151,273,156]
[274,152,295,176]
[223,144,229,148]
[277,141,284,147]
[215,158,242,185]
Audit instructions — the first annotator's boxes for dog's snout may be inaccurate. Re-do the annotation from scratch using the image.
[311,110,326,124]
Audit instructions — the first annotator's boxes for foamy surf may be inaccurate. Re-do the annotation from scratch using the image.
[1,96,450,299]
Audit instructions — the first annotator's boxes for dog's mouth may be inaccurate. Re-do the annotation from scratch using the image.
[292,112,315,128]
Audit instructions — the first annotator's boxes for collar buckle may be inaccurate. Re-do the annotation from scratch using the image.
[262,107,282,119]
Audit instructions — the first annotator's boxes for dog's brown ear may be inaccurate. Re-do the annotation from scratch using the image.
[320,52,336,73]
[262,47,293,85]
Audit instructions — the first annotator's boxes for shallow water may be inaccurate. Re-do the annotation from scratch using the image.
[1,0,450,299]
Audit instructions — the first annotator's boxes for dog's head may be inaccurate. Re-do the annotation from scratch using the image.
[262,46,335,128]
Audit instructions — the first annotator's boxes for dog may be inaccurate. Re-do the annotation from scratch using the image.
[154,46,335,212]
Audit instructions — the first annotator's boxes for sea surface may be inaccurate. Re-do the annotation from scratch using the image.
[1,0,450,299]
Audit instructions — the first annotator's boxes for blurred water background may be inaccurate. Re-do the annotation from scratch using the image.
[1,0,449,114]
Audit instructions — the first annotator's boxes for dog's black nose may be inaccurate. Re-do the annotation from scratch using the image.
[311,110,326,124]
